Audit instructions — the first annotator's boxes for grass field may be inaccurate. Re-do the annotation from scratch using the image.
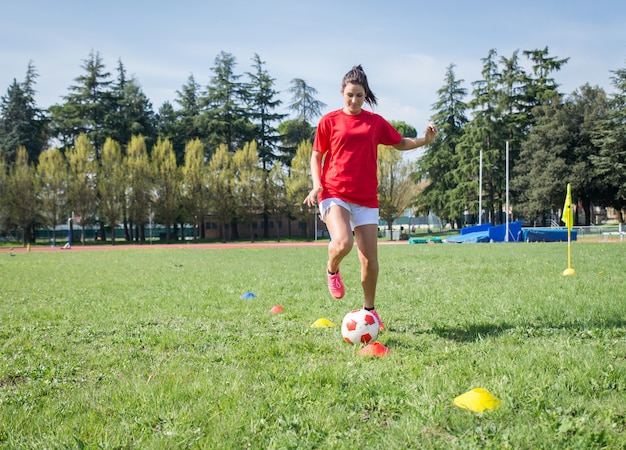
[1,241,625,449]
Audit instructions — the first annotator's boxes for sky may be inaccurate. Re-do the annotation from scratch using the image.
[2,0,625,148]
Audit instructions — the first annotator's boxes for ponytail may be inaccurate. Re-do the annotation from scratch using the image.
[342,65,378,107]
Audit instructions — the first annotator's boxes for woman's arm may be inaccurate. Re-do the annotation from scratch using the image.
[393,124,437,151]
[304,150,323,207]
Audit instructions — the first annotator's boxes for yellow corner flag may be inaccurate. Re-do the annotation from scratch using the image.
[561,183,573,230]
[562,183,575,276]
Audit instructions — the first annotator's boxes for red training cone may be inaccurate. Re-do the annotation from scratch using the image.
[358,342,390,357]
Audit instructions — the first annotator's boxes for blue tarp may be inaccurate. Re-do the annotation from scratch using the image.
[445,231,491,243]
[489,221,523,242]
[461,223,492,235]
[438,222,576,244]
[450,221,523,243]
[521,228,577,242]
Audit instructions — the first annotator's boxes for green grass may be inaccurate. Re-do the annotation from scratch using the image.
[1,242,625,449]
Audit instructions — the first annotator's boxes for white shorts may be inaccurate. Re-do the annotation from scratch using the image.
[319,198,379,230]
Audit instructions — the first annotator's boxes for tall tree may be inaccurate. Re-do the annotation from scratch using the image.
[207,144,234,242]
[37,148,68,246]
[181,138,208,239]
[287,78,326,123]
[0,62,48,164]
[155,101,183,162]
[285,140,315,239]
[457,49,508,225]
[174,74,203,160]
[498,51,531,163]
[246,54,287,237]
[246,53,286,170]
[50,51,113,156]
[233,141,263,241]
[66,134,98,243]
[523,47,569,105]
[0,154,7,234]
[416,64,468,226]
[151,138,181,241]
[592,63,626,224]
[266,162,288,241]
[125,135,152,241]
[109,60,156,150]
[98,138,126,244]
[5,146,38,245]
[201,52,252,153]
[568,84,609,225]
[514,85,609,227]
[512,98,570,225]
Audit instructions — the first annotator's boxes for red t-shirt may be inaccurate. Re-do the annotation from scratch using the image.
[313,109,402,208]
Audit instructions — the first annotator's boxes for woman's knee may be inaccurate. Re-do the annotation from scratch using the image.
[331,234,354,255]
[359,254,379,272]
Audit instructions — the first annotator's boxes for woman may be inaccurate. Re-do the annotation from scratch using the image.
[304,65,437,330]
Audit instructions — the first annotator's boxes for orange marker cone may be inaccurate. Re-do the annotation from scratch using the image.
[358,342,390,357]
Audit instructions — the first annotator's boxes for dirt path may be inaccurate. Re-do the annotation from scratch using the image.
[1,237,618,253]
[0,241,332,252]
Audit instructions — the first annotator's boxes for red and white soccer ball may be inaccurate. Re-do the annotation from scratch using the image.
[341,309,380,345]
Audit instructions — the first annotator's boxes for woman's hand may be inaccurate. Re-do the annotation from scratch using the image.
[304,186,322,207]
[424,124,437,144]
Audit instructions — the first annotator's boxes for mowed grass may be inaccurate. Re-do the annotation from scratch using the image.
[0,241,625,449]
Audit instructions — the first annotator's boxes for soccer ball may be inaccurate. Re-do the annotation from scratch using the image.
[341,309,380,345]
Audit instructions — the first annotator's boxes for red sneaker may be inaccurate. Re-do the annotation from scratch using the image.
[369,309,385,331]
[327,269,345,299]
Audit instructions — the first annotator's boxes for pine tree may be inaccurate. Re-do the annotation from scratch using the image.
[109,60,156,150]
[522,47,569,105]
[568,84,609,225]
[246,54,286,170]
[513,98,570,225]
[155,101,184,163]
[174,75,203,160]
[417,64,468,227]
[201,52,252,153]
[592,64,626,224]
[287,78,326,123]
[277,119,314,167]
[50,51,113,157]
[0,62,47,164]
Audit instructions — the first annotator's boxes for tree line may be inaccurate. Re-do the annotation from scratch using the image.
[1,48,625,245]
[419,48,626,228]
[0,51,330,244]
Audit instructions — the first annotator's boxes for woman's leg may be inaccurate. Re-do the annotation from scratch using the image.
[324,205,354,273]
[354,224,379,309]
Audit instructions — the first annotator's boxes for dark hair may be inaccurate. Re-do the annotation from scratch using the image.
[342,64,378,107]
